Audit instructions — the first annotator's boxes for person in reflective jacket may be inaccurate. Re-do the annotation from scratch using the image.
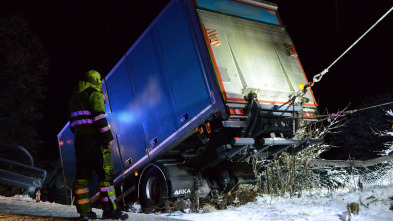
[69,70,128,220]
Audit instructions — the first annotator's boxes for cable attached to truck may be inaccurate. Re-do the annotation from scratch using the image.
[312,6,393,84]
[290,6,393,105]
[248,6,393,138]
[291,6,393,120]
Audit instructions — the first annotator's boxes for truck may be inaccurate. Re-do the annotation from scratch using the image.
[57,0,323,210]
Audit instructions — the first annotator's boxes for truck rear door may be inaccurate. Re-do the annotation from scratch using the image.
[195,0,317,107]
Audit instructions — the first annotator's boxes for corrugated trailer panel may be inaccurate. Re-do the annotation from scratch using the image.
[102,81,124,173]
[182,0,228,113]
[108,0,224,182]
[102,58,146,171]
[109,0,213,162]
[146,2,213,130]
[125,31,178,155]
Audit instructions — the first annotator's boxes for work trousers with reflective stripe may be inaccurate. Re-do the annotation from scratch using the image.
[73,134,117,213]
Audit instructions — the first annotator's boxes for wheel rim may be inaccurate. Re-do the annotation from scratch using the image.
[145,176,162,202]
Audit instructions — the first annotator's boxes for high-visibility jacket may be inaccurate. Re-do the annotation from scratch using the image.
[69,81,113,143]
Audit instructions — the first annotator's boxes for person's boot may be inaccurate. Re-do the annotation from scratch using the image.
[79,211,97,220]
[102,209,128,220]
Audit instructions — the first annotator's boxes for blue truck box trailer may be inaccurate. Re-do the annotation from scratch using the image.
[58,0,323,209]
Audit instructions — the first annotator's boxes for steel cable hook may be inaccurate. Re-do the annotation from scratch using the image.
[313,69,329,83]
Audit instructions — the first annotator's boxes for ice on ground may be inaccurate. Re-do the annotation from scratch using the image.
[12,194,34,202]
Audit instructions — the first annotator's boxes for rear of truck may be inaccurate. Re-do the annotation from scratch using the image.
[193,0,322,162]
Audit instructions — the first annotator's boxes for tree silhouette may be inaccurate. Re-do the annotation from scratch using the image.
[322,92,393,160]
[0,14,49,155]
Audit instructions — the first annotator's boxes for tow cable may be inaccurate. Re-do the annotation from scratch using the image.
[315,101,393,118]
[253,6,393,135]
[298,6,393,118]
[312,6,393,84]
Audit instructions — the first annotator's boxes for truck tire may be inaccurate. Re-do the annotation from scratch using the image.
[139,166,169,209]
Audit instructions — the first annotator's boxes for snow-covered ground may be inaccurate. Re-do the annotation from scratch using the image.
[0,195,182,220]
[1,185,392,220]
[164,185,393,221]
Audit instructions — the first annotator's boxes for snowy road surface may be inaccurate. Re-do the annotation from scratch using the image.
[0,195,184,220]
[1,185,392,220]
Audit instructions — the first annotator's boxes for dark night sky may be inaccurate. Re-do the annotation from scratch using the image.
[1,0,393,161]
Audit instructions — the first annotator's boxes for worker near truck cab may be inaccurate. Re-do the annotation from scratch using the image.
[69,70,128,221]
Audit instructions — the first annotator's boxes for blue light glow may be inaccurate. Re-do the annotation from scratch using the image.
[117,111,135,124]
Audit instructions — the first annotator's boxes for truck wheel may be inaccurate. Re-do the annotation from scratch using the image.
[139,166,168,209]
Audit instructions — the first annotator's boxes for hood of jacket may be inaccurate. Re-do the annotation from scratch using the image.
[73,80,102,94]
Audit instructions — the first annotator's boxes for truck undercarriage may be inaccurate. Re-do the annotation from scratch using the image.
[133,93,323,210]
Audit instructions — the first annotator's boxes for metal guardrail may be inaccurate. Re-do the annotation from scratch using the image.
[310,154,393,168]
[0,144,47,195]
